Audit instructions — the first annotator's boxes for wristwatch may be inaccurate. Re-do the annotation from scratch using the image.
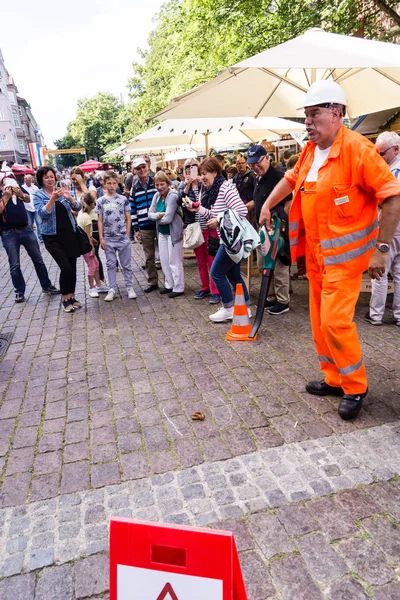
[376,242,390,253]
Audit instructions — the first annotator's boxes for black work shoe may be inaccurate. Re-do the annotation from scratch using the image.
[144,284,159,293]
[42,285,61,295]
[159,287,173,295]
[15,292,25,303]
[267,302,289,315]
[338,389,368,421]
[306,379,344,397]
[168,291,184,298]
[264,300,275,309]
[194,289,211,299]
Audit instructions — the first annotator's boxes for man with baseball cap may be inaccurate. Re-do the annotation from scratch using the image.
[259,80,400,421]
[247,145,292,315]
[130,156,158,292]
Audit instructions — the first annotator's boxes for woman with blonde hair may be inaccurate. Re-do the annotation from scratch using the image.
[148,172,184,298]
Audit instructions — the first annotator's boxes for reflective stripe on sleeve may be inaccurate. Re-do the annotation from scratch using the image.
[324,238,376,267]
[290,237,298,247]
[320,219,379,250]
[337,357,363,376]
[318,355,335,364]
[289,221,298,231]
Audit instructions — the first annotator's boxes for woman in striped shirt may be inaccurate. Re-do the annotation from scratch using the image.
[191,157,250,322]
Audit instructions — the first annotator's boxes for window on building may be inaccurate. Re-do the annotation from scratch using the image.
[8,91,16,105]
[18,138,25,153]
[22,125,27,136]
[13,112,20,127]
[0,134,8,150]
[18,106,22,117]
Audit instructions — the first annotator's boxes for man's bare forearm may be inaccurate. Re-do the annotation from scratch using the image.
[378,195,400,243]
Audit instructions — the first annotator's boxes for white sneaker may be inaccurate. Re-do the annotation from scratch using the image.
[127,288,137,299]
[209,306,234,322]
[96,285,109,293]
[104,289,115,302]
[89,289,99,298]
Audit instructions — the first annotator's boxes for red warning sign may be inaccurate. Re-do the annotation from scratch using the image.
[157,582,179,600]
[109,518,247,600]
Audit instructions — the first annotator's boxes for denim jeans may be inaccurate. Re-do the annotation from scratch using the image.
[210,245,249,308]
[1,226,52,293]
[26,210,43,241]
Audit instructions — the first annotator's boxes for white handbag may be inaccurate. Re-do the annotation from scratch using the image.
[183,221,204,249]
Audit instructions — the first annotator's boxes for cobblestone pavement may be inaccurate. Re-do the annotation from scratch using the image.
[0,241,399,599]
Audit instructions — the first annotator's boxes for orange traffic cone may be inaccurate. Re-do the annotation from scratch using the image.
[226,283,256,341]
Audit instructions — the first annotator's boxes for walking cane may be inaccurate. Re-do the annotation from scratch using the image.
[248,214,284,339]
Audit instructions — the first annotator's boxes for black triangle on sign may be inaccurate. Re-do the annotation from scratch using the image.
[156,582,179,600]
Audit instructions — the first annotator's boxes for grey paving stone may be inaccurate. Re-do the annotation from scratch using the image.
[29,548,54,570]
[277,504,319,536]
[373,582,400,600]
[327,578,370,600]
[0,553,24,578]
[75,554,109,599]
[297,532,348,582]
[240,551,277,600]
[247,513,293,559]
[6,536,28,554]
[307,497,359,539]
[338,537,395,585]
[0,573,35,600]
[35,564,73,600]
[271,555,323,600]
[362,517,400,563]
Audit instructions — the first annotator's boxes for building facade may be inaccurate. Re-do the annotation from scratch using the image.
[0,48,43,165]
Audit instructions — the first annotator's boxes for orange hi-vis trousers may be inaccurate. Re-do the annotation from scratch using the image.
[301,182,368,394]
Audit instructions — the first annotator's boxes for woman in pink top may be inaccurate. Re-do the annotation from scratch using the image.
[191,157,250,322]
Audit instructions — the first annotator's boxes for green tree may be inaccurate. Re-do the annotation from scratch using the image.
[56,92,128,162]
[126,0,399,136]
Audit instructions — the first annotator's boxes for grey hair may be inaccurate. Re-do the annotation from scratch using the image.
[376,131,400,149]
[97,171,105,181]
[184,157,200,168]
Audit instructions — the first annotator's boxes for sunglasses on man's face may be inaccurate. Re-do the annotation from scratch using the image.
[136,165,146,170]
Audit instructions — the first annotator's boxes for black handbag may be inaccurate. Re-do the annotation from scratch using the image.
[76,226,92,255]
[207,233,220,257]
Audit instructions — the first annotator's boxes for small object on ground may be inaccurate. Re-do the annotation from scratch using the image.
[191,411,205,421]
[144,284,159,293]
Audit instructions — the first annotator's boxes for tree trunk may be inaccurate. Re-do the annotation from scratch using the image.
[371,0,400,27]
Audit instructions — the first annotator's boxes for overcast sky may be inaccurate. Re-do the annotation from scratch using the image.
[1,0,164,147]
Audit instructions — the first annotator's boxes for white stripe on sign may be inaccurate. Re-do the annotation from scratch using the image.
[117,565,223,599]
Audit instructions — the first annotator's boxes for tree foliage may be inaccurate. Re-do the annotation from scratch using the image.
[125,0,399,136]
[55,92,128,162]
[56,0,399,150]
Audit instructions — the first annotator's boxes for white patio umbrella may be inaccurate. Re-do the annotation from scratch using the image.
[125,117,306,155]
[152,28,400,121]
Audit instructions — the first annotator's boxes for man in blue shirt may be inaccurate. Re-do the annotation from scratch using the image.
[0,179,59,303]
[130,157,158,292]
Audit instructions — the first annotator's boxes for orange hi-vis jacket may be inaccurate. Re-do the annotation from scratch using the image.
[285,126,400,282]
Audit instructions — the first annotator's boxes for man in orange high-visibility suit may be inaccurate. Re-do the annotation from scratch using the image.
[259,80,400,421]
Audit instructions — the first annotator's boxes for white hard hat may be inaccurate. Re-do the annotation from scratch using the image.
[299,80,347,110]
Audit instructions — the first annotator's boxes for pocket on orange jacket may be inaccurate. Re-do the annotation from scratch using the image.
[331,184,357,222]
